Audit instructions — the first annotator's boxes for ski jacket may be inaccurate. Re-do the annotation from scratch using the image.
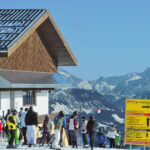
[81,120,88,133]
[115,134,122,146]
[87,120,97,133]
[97,132,107,145]
[107,128,118,139]
[69,119,74,130]
[53,114,66,128]
[0,121,2,132]
[54,117,62,130]
[68,118,78,130]
[7,115,16,130]
[20,111,27,128]
[25,110,38,126]
[43,119,53,133]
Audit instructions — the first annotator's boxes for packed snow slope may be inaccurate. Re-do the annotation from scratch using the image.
[0,146,134,150]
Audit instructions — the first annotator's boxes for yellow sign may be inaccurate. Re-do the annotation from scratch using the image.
[125,99,150,145]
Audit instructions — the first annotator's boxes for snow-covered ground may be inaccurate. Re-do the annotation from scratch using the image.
[0,147,133,150]
[0,143,136,150]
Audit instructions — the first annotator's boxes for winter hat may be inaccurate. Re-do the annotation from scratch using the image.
[25,108,28,112]
[7,109,10,114]
[73,111,78,116]
[13,109,17,116]
[45,115,49,121]
[29,106,33,111]
[71,115,74,119]
[82,116,85,120]
[111,124,115,127]
[90,116,94,120]
[59,111,64,118]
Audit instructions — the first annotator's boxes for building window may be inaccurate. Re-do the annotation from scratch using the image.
[23,91,36,106]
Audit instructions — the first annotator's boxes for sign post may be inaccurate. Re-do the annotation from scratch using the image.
[130,144,132,150]
[125,99,150,146]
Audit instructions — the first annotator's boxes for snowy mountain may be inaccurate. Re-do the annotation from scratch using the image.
[58,69,92,90]
[58,68,150,109]
[49,68,150,138]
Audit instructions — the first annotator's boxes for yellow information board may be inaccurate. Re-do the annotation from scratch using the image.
[125,99,150,145]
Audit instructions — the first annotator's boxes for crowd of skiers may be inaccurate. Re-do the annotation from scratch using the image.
[0,107,123,150]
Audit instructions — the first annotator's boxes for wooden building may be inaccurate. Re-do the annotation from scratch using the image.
[0,9,77,115]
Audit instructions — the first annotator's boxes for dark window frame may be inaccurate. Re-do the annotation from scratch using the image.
[23,91,36,106]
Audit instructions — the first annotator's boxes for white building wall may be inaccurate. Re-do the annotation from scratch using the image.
[1,91,10,113]
[33,90,49,115]
[0,90,49,116]
[14,91,23,111]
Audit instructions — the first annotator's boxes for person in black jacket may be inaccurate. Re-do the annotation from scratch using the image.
[25,106,38,147]
[87,116,97,150]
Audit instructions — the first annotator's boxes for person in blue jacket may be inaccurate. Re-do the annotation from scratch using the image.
[97,127,107,148]
[53,111,66,128]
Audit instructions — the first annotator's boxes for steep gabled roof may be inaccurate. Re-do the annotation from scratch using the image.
[0,9,77,66]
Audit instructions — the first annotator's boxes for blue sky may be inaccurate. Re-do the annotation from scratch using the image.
[1,0,150,80]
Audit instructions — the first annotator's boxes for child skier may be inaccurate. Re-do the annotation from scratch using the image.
[115,131,123,148]
[41,115,53,146]
[97,127,107,148]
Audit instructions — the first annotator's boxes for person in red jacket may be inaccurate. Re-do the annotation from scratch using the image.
[0,120,2,134]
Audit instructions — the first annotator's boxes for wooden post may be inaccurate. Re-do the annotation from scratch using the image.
[48,90,51,113]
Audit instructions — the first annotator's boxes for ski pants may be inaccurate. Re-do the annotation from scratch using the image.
[82,133,88,145]
[27,125,36,144]
[109,138,115,148]
[8,128,19,144]
[89,131,95,148]
[22,127,27,144]
[70,130,77,147]
[8,130,15,146]
[41,132,50,144]
[53,129,61,148]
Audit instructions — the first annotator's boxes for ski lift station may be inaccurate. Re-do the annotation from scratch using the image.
[0,9,77,115]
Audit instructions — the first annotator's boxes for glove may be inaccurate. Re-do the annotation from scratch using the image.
[83,129,85,132]
[10,125,13,129]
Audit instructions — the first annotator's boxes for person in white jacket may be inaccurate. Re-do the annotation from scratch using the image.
[107,125,118,148]
[81,116,88,147]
